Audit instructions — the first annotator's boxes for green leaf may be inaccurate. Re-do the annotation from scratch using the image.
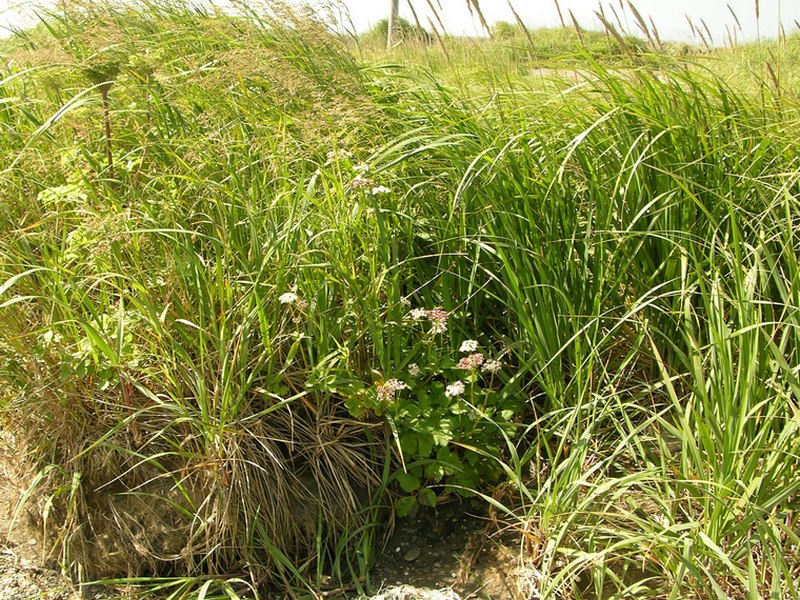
[418,488,437,508]
[425,462,445,481]
[0,267,49,298]
[417,435,434,458]
[449,401,470,415]
[436,447,463,475]
[432,416,456,446]
[397,403,420,420]
[80,322,118,366]
[396,471,421,493]
[395,495,417,517]
[432,430,451,446]
[399,432,418,455]
[417,390,431,411]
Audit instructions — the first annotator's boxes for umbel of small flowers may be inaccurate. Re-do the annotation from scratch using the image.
[408,308,426,320]
[407,306,449,335]
[445,381,465,398]
[376,379,408,403]
[351,175,374,189]
[481,359,502,374]
[459,339,479,353]
[278,292,308,309]
[457,353,485,370]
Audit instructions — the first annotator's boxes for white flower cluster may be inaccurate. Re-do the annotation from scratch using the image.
[326,148,353,162]
[445,381,466,398]
[406,306,449,335]
[481,359,502,374]
[278,292,308,308]
[459,339,479,353]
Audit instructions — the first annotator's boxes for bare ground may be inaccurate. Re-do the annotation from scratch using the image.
[0,433,526,600]
[0,433,81,600]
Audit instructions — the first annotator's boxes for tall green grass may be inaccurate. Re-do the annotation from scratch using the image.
[382,56,800,596]
[1,1,800,598]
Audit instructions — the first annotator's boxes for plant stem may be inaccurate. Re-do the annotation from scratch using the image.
[101,87,115,179]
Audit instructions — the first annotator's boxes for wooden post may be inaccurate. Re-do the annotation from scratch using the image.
[387,0,399,48]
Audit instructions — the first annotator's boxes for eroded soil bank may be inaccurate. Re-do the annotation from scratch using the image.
[0,434,524,600]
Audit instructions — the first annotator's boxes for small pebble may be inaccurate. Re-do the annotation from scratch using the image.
[403,547,422,562]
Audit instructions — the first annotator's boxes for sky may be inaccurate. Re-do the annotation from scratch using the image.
[330,0,799,44]
[1,0,799,44]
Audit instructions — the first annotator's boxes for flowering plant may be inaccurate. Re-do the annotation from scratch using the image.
[344,305,525,515]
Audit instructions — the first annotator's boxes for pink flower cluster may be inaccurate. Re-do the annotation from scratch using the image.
[457,353,485,370]
[426,307,448,322]
[351,175,374,189]
[376,379,408,403]
[407,306,449,334]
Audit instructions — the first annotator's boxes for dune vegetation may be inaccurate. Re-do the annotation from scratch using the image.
[1,1,800,598]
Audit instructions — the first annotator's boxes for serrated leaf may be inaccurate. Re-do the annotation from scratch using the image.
[432,430,451,446]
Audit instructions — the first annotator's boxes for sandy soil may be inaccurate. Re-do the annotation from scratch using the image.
[368,498,523,599]
[0,434,82,600]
